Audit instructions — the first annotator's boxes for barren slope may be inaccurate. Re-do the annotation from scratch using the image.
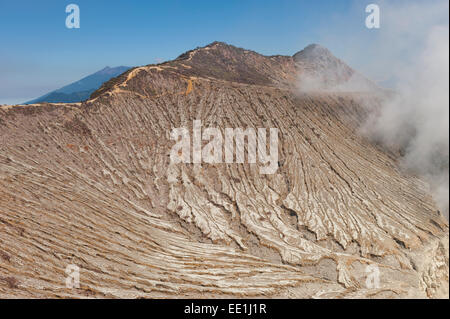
[0,42,448,298]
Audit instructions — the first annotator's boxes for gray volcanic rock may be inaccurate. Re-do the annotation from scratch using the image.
[294,44,379,92]
[0,42,448,298]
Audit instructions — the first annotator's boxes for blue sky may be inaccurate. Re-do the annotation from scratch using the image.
[0,0,447,104]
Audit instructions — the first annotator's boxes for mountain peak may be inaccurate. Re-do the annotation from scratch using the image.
[167,41,295,87]
[96,66,129,76]
[175,41,240,60]
[205,41,229,48]
[293,43,378,92]
[293,43,335,62]
[91,42,378,101]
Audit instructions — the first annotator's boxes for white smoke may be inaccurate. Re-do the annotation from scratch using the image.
[359,2,449,218]
[303,0,449,218]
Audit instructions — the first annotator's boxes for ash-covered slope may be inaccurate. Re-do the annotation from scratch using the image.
[0,42,448,298]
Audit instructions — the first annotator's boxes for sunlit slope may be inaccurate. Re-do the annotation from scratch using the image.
[0,43,448,298]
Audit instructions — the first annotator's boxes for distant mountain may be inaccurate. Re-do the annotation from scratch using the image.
[25,66,130,104]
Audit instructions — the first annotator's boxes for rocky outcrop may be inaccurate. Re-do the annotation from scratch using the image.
[0,42,448,298]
